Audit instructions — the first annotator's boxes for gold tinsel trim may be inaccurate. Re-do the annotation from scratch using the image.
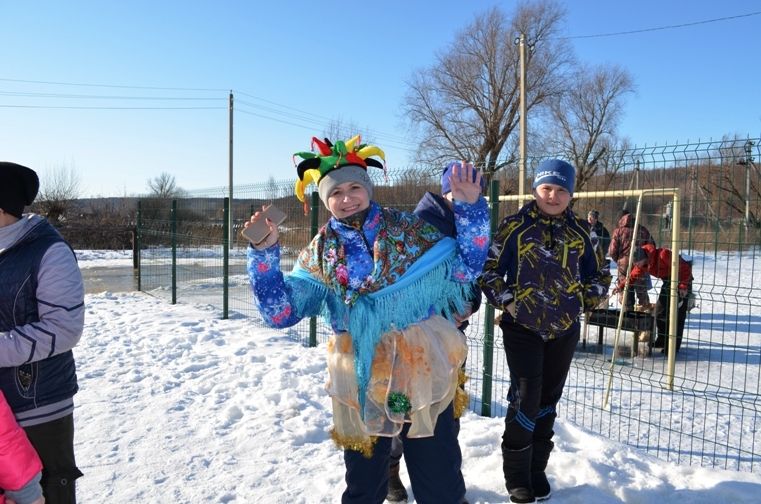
[330,428,378,458]
[454,368,469,418]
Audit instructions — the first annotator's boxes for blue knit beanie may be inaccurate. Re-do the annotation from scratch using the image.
[532,159,576,195]
[441,161,485,195]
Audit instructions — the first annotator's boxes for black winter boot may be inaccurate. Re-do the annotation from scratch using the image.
[502,445,536,503]
[531,439,554,501]
[386,460,408,503]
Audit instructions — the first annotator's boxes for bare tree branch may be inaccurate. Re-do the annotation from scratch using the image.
[36,165,81,222]
[147,172,185,199]
[546,63,635,191]
[403,1,573,174]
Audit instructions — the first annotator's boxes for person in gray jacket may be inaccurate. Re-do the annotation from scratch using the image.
[0,162,85,504]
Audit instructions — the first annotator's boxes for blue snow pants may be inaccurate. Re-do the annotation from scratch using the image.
[342,401,466,504]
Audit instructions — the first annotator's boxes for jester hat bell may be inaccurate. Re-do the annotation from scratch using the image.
[293,135,386,203]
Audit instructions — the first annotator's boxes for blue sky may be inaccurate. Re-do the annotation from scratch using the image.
[1,0,759,197]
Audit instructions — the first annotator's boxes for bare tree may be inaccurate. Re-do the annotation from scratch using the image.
[546,63,634,191]
[596,140,633,192]
[36,165,82,222]
[322,119,374,144]
[706,136,760,226]
[403,1,573,174]
[147,172,185,199]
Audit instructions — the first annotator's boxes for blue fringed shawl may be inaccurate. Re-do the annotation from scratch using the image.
[290,238,473,411]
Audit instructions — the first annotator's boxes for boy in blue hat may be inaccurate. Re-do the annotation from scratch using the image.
[480,159,611,503]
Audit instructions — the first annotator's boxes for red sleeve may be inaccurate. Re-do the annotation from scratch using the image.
[629,263,648,285]
[0,392,42,492]
[653,248,672,279]
[678,259,693,290]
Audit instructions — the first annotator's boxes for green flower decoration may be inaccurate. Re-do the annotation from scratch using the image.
[387,391,411,414]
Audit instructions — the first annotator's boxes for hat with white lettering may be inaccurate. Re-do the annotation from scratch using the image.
[532,159,576,195]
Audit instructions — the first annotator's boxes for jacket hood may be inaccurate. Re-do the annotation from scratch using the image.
[0,214,44,253]
[618,213,635,228]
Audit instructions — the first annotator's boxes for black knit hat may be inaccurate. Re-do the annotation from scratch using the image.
[0,162,39,218]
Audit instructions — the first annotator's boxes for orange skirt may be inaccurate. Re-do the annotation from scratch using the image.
[326,315,466,451]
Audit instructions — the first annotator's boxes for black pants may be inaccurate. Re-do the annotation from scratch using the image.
[342,402,465,504]
[23,414,83,504]
[500,319,579,450]
[653,279,689,352]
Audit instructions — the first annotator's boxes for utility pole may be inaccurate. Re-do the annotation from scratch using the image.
[228,91,234,243]
[517,33,527,211]
[635,159,640,191]
[688,164,696,250]
[744,140,754,229]
[623,159,641,212]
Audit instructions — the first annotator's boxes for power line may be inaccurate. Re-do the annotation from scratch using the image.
[566,10,761,39]
[0,77,227,93]
[0,77,416,148]
[0,91,222,101]
[0,104,223,110]
[236,106,417,153]
[234,92,415,147]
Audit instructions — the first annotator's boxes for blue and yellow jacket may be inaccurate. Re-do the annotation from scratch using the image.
[479,201,611,339]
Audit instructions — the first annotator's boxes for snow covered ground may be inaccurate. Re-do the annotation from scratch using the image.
[71,250,761,502]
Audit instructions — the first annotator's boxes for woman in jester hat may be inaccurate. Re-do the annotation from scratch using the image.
[244,135,489,504]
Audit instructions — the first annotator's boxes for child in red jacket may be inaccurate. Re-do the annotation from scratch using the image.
[614,243,693,354]
[0,391,44,504]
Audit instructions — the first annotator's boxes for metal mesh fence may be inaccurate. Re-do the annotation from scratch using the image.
[137,136,761,472]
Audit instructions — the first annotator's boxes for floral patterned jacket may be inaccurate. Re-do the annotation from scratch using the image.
[246,199,490,333]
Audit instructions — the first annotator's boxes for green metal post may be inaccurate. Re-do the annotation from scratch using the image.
[714,218,720,261]
[481,178,500,417]
[171,199,177,304]
[136,200,142,292]
[309,191,319,347]
[223,197,230,319]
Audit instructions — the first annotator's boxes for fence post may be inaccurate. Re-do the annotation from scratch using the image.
[481,178,500,417]
[171,199,177,304]
[308,191,319,348]
[714,217,720,261]
[136,200,142,291]
[223,197,230,320]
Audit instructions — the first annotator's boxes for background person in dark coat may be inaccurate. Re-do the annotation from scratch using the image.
[586,209,611,256]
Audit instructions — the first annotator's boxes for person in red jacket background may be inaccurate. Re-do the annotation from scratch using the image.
[0,390,44,504]
[608,210,656,309]
[613,243,693,355]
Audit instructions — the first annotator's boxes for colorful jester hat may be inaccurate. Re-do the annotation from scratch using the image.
[293,135,386,204]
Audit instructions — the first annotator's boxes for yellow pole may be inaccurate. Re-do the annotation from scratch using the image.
[666,189,682,389]
[518,33,527,211]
